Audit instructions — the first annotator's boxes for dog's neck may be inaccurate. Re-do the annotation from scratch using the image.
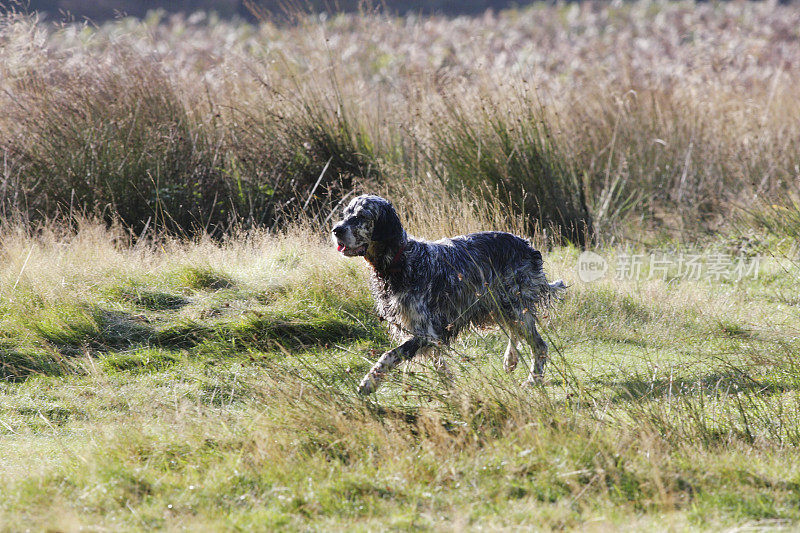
[364,234,408,278]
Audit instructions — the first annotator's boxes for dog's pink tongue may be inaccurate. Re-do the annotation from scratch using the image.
[337,244,345,252]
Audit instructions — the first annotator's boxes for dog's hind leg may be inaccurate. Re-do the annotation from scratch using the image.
[405,345,453,388]
[358,337,427,395]
[516,314,548,386]
[503,333,520,373]
[430,349,454,388]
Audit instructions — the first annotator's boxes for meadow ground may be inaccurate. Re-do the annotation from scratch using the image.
[2,1,800,530]
[0,222,799,530]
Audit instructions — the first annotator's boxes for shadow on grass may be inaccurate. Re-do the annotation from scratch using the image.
[604,370,799,404]
[34,308,152,355]
[0,341,72,381]
[8,305,383,380]
[152,311,381,353]
[120,289,189,311]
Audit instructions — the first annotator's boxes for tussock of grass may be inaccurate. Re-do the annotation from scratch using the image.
[32,306,152,354]
[169,266,235,291]
[117,287,189,311]
[428,86,593,243]
[0,341,68,381]
[100,348,181,374]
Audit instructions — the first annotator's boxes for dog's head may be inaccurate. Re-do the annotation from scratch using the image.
[332,195,404,257]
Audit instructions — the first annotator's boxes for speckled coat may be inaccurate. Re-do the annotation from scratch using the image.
[331,195,565,395]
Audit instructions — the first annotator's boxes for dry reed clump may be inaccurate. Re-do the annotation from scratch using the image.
[1,3,800,242]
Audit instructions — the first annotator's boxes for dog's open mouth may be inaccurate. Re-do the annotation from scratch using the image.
[337,243,367,257]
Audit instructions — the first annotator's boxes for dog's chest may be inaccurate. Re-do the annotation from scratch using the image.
[373,284,432,333]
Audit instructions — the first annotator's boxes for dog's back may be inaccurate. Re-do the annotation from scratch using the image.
[375,231,551,342]
[430,231,543,277]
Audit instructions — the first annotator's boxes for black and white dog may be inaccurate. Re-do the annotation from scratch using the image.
[332,195,565,395]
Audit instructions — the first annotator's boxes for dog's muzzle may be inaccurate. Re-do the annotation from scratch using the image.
[336,242,367,256]
[332,225,367,257]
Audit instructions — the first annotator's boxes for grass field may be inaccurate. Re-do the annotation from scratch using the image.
[0,222,799,530]
[2,1,800,530]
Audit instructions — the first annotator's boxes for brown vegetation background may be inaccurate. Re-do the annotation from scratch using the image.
[1,2,799,243]
[9,0,534,21]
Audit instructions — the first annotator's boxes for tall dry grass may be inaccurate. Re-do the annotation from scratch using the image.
[1,3,799,242]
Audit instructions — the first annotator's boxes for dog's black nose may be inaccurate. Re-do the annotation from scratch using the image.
[332,225,346,238]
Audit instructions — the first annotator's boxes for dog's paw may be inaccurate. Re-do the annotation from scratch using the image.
[434,362,455,388]
[357,375,379,395]
[503,357,518,374]
[521,375,544,388]
[503,342,519,373]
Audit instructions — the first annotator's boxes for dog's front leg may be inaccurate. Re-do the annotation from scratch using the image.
[358,337,426,395]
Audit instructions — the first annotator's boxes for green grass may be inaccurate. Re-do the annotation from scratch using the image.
[1,231,799,530]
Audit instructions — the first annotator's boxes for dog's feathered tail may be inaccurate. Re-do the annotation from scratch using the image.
[549,279,567,298]
[531,248,566,305]
[541,279,566,309]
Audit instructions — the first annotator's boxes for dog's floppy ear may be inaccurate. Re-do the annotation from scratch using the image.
[371,200,404,243]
